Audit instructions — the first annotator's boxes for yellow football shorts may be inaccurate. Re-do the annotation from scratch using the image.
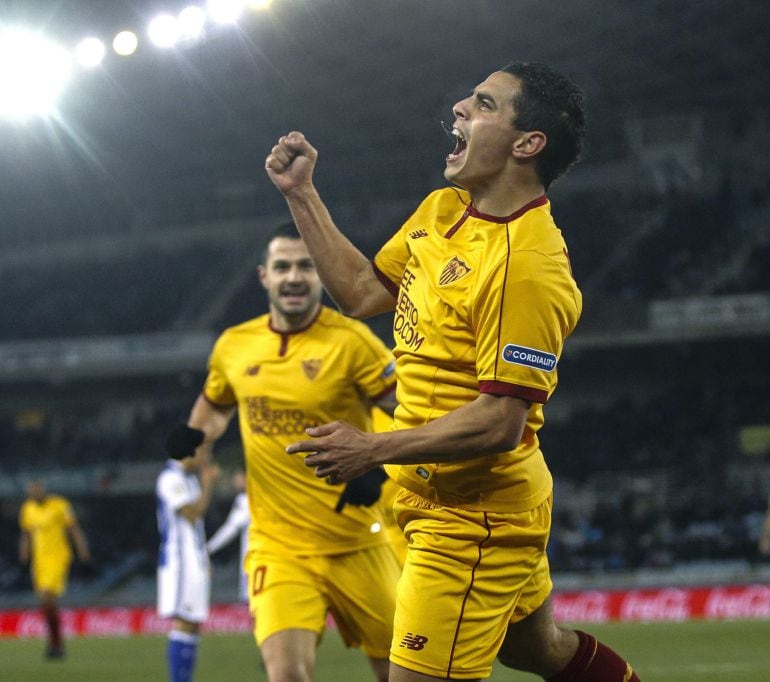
[390,489,553,679]
[245,541,401,659]
[32,556,71,597]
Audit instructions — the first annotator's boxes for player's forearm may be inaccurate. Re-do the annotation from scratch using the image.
[283,184,395,318]
[70,525,91,562]
[206,519,239,554]
[185,480,217,522]
[189,394,235,444]
[18,533,30,563]
[372,394,529,466]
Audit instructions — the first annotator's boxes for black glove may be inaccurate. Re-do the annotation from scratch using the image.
[165,423,205,460]
[335,468,388,513]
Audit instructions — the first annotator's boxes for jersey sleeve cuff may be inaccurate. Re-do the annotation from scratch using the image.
[479,380,548,404]
[371,382,396,401]
[201,391,237,409]
[371,260,400,297]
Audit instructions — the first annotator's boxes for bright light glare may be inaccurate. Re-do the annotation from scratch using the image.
[179,6,207,41]
[249,0,273,9]
[207,0,246,24]
[113,30,139,56]
[148,14,180,48]
[75,37,106,68]
[0,28,73,119]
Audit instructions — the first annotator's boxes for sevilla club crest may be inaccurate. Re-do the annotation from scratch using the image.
[439,256,471,285]
[301,359,322,380]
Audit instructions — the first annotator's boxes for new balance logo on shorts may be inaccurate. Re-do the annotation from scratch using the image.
[400,633,429,650]
[409,229,428,239]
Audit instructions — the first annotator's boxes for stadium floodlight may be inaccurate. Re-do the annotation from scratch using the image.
[113,30,139,56]
[207,0,246,25]
[74,37,106,68]
[178,5,207,41]
[0,28,73,119]
[148,14,180,49]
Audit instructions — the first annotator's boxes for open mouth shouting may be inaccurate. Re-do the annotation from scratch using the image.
[279,286,309,304]
[446,127,467,165]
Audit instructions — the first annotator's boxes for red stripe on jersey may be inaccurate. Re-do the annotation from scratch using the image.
[447,511,492,676]
[470,194,549,223]
[371,261,400,297]
[479,380,548,405]
[443,208,471,239]
[493,225,512,378]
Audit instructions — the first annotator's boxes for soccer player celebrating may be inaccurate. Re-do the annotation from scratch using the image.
[265,62,641,681]
[206,469,250,602]
[18,479,91,660]
[156,448,219,682]
[165,222,400,682]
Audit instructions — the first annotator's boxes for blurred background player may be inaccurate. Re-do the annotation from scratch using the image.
[156,443,220,682]
[164,221,401,682]
[18,479,91,659]
[206,468,250,601]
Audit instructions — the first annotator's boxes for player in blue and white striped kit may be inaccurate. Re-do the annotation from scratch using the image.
[156,449,219,682]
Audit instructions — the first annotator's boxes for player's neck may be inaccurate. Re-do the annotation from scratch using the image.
[269,304,321,333]
[470,172,545,217]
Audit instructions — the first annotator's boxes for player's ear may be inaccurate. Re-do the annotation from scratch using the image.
[258,265,267,289]
[512,130,546,160]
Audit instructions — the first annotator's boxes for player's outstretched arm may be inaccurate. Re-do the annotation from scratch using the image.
[289,394,530,483]
[18,530,30,565]
[69,521,91,564]
[166,395,236,461]
[179,463,221,523]
[265,131,395,319]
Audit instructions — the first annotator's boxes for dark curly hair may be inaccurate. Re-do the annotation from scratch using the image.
[260,220,301,263]
[501,61,585,189]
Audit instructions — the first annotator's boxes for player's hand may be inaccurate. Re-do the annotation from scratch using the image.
[265,131,318,195]
[165,423,205,460]
[335,468,388,513]
[287,421,380,483]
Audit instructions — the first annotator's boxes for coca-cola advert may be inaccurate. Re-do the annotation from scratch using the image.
[2,586,769,637]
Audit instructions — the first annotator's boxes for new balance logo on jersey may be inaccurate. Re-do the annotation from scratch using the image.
[244,365,261,376]
[409,229,428,239]
[400,633,429,650]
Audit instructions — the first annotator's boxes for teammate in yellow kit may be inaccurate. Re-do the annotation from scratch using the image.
[18,480,90,659]
[266,61,640,681]
[164,222,400,682]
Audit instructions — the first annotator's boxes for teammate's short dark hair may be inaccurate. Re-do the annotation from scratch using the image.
[260,221,301,264]
[501,61,585,189]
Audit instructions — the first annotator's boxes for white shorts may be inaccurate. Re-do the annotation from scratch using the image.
[157,558,211,624]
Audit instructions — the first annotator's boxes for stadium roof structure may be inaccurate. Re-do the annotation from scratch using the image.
[0,0,767,238]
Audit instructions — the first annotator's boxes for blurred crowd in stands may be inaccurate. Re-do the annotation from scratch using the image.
[1,366,768,591]
[0,180,768,343]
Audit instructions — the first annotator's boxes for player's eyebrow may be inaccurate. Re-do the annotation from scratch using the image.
[470,88,497,108]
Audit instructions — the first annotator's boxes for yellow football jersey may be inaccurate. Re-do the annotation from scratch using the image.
[373,187,582,512]
[19,495,74,565]
[204,306,397,555]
